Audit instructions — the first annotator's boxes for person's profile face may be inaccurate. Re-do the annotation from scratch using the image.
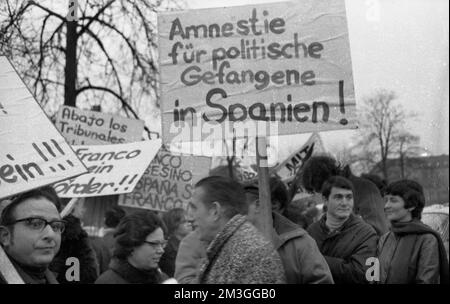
[384,194,413,223]
[190,187,216,242]
[1,197,61,268]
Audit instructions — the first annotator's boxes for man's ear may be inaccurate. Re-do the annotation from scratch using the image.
[0,226,12,247]
[210,202,222,221]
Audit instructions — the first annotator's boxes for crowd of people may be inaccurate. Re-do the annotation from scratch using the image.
[0,155,448,284]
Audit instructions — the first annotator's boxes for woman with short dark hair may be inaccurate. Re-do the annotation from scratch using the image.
[95,211,168,284]
[377,180,449,284]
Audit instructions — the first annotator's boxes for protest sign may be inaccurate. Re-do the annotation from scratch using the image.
[118,148,211,212]
[55,105,145,145]
[0,57,87,200]
[274,132,326,182]
[53,140,162,198]
[158,0,356,147]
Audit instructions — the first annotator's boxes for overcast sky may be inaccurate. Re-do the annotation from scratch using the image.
[186,0,449,158]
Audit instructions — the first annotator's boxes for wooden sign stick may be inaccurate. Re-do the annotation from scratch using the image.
[60,197,79,217]
[255,136,273,241]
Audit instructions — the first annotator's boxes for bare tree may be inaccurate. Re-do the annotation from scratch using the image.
[0,0,185,138]
[354,89,420,181]
[394,132,423,178]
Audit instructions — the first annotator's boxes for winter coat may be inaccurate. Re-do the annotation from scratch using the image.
[349,175,389,236]
[272,212,334,284]
[307,213,378,284]
[197,214,286,284]
[377,220,450,284]
[174,230,208,284]
[49,214,99,284]
[95,258,168,284]
[159,235,180,278]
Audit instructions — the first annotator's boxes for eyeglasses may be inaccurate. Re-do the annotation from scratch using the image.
[5,217,66,233]
[143,240,167,249]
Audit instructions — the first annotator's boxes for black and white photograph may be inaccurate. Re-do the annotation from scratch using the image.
[0,0,448,299]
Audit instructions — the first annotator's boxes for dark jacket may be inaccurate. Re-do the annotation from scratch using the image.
[272,212,334,284]
[378,220,450,284]
[307,213,378,284]
[95,258,168,284]
[159,235,180,278]
[174,230,208,284]
[89,236,112,275]
[197,214,286,284]
[349,175,389,236]
[49,214,99,284]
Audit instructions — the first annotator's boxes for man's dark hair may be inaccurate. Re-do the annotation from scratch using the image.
[269,176,290,211]
[243,176,290,211]
[113,210,164,260]
[321,176,354,199]
[302,155,343,193]
[162,208,186,236]
[195,176,248,219]
[0,186,61,227]
[104,207,126,228]
[384,179,425,220]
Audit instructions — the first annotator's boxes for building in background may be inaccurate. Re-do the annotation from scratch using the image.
[371,155,449,205]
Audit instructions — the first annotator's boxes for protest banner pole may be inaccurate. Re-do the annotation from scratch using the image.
[0,246,24,284]
[256,136,273,241]
[60,197,79,217]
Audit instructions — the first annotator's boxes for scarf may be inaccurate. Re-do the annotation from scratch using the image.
[110,258,162,284]
[197,214,247,283]
[325,212,348,232]
[388,220,449,284]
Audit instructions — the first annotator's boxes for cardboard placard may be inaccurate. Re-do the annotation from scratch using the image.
[55,105,145,145]
[118,148,211,212]
[158,0,356,145]
[0,57,87,200]
[53,140,162,197]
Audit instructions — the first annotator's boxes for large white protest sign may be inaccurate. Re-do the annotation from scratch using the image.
[274,132,326,182]
[158,0,356,147]
[53,140,162,198]
[0,57,87,200]
[118,147,211,212]
[55,105,145,145]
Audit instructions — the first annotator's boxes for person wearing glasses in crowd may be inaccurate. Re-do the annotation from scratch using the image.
[95,210,169,284]
[0,186,65,284]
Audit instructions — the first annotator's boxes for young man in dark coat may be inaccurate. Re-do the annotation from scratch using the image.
[307,176,378,284]
[300,156,389,236]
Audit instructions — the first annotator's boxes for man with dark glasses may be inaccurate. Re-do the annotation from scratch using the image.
[0,186,64,284]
